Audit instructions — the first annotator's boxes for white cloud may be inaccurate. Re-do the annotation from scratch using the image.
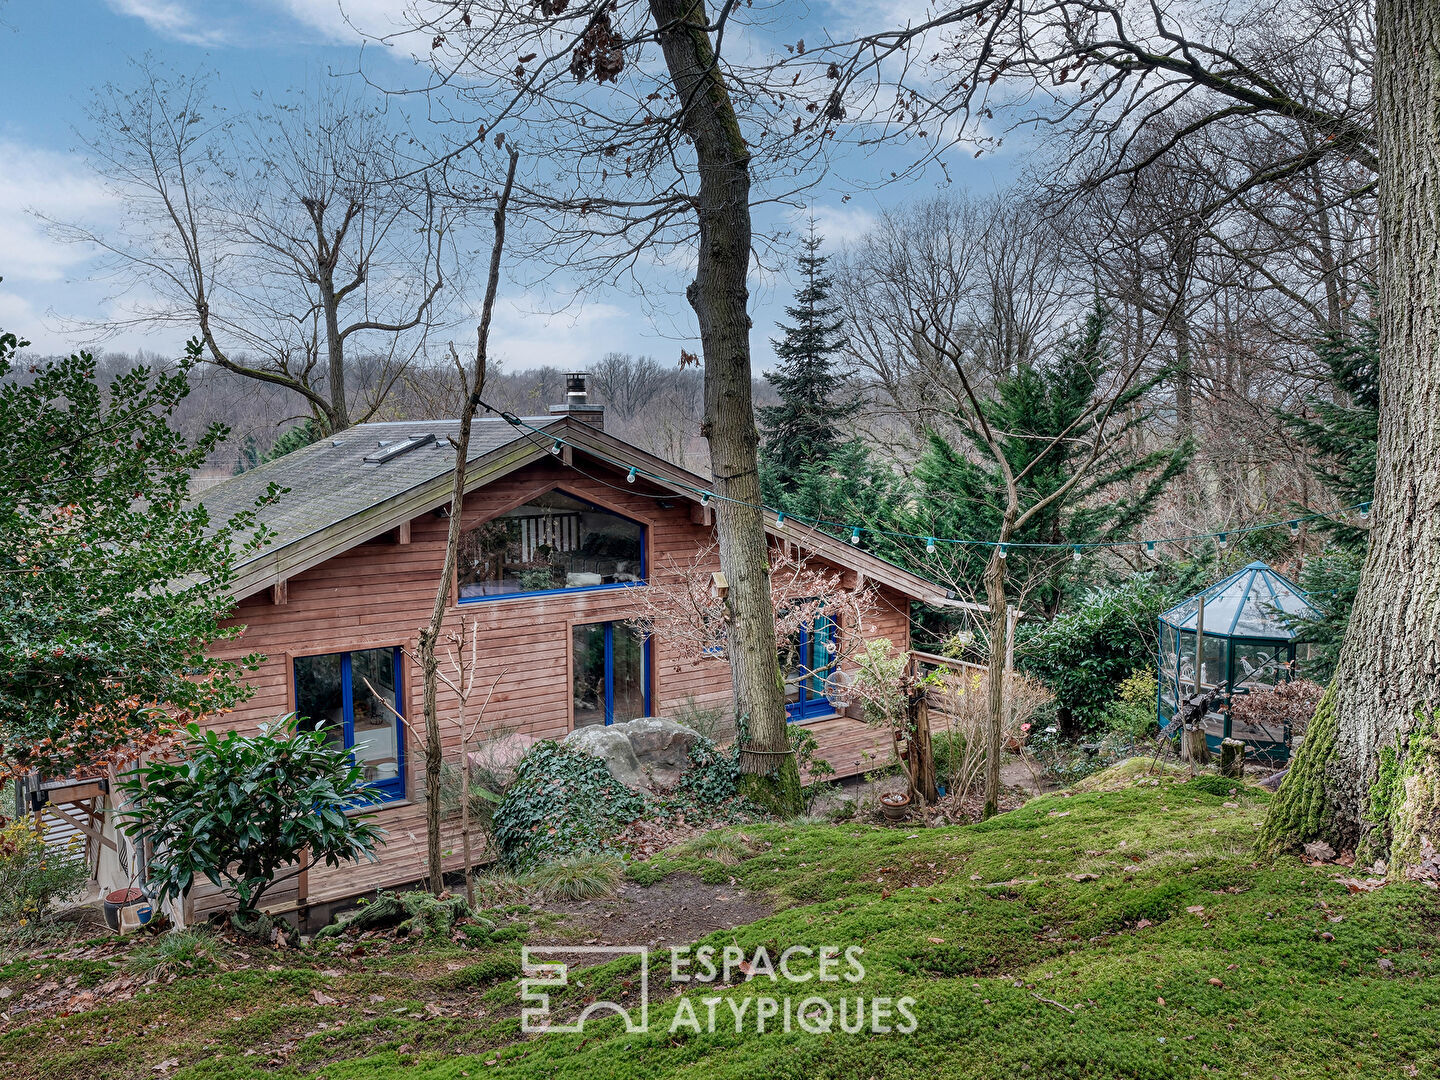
[488,293,638,370]
[273,0,418,44]
[0,141,116,284]
[103,0,232,47]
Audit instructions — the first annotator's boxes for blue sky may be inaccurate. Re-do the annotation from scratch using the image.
[0,0,1013,370]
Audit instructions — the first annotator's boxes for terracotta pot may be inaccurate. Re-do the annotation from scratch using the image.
[880,792,911,821]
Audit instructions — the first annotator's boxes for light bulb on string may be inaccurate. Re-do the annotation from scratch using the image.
[850,526,861,545]
[700,493,710,507]
[1072,545,1083,564]
[549,438,563,456]
[1146,541,1157,558]
[1359,502,1371,522]
[1288,520,1300,538]
[626,467,637,484]
[775,512,786,529]
[997,544,1008,560]
[1216,532,1229,550]
[926,537,937,555]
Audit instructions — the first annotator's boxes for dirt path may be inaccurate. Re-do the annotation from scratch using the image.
[534,873,772,950]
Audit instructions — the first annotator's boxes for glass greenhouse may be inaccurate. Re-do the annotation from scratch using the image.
[1156,561,1323,762]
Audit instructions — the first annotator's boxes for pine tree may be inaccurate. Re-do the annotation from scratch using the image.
[758,223,860,494]
[896,301,1192,616]
[1280,301,1379,680]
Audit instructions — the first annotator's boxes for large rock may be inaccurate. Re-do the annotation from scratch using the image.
[563,717,702,792]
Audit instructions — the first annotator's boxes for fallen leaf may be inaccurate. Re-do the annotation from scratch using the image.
[1208,978,1224,987]
[312,990,338,1006]
[927,937,946,944]
[1186,905,1206,916]
[1156,996,1165,1006]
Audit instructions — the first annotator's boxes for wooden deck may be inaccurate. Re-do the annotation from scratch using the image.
[798,715,894,784]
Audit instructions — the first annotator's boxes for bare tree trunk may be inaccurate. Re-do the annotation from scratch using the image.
[982,550,1009,819]
[650,0,799,814]
[419,150,519,894]
[319,278,350,432]
[460,727,474,908]
[1263,1,1440,869]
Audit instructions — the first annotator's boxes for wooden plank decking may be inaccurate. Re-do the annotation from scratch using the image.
[798,715,894,784]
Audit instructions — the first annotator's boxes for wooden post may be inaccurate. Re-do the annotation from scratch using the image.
[907,674,939,805]
[1220,738,1246,780]
[1185,598,1212,765]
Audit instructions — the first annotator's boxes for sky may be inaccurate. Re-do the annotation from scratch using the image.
[0,0,1013,372]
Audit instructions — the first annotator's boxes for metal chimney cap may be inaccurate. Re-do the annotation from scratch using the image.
[565,371,589,395]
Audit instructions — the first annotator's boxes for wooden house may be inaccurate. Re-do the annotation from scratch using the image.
[124,388,951,922]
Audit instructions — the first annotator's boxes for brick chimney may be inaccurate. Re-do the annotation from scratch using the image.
[549,371,605,430]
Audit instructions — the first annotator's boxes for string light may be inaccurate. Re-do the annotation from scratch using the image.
[478,403,1373,557]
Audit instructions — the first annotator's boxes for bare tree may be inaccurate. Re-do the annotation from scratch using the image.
[419,148,519,895]
[373,0,867,814]
[54,62,455,434]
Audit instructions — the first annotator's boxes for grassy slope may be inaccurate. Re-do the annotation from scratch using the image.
[4,771,1438,1080]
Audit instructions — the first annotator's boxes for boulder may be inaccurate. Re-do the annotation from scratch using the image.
[563,717,702,792]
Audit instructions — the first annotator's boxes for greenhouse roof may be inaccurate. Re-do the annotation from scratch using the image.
[1158,561,1322,640]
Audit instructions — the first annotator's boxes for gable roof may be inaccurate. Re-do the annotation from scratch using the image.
[199,416,952,606]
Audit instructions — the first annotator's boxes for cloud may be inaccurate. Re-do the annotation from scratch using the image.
[103,0,232,47]
[797,202,879,247]
[272,0,417,44]
[488,293,640,371]
[0,141,116,283]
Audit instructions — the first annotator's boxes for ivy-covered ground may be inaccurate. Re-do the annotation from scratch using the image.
[4,764,1438,1080]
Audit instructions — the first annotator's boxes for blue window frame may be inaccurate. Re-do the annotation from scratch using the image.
[785,617,837,722]
[457,489,646,603]
[294,647,406,802]
[573,621,652,728]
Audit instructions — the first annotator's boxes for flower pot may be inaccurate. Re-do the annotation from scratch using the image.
[880,792,911,821]
[103,888,145,932]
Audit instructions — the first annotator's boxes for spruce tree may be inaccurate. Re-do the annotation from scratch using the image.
[1280,301,1379,680]
[895,301,1191,616]
[759,224,860,495]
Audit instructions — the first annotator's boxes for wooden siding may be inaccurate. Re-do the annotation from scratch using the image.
[202,456,913,916]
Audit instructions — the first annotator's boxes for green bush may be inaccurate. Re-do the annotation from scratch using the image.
[492,736,753,871]
[119,717,386,921]
[0,818,90,932]
[492,741,647,871]
[1020,575,1173,735]
[1098,668,1159,740]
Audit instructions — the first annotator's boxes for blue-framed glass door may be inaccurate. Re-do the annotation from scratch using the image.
[785,617,836,722]
[294,647,406,802]
[573,621,651,727]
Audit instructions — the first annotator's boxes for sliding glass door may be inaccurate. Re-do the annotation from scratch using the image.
[784,617,837,722]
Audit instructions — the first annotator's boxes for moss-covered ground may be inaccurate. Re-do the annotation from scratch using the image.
[4,767,1438,1079]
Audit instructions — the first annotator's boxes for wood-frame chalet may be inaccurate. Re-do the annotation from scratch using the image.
[97,398,952,923]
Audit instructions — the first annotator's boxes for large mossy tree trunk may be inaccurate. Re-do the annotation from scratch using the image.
[1263,0,1440,869]
[650,0,800,816]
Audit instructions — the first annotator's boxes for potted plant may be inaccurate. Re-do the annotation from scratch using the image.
[880,791,911,821]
